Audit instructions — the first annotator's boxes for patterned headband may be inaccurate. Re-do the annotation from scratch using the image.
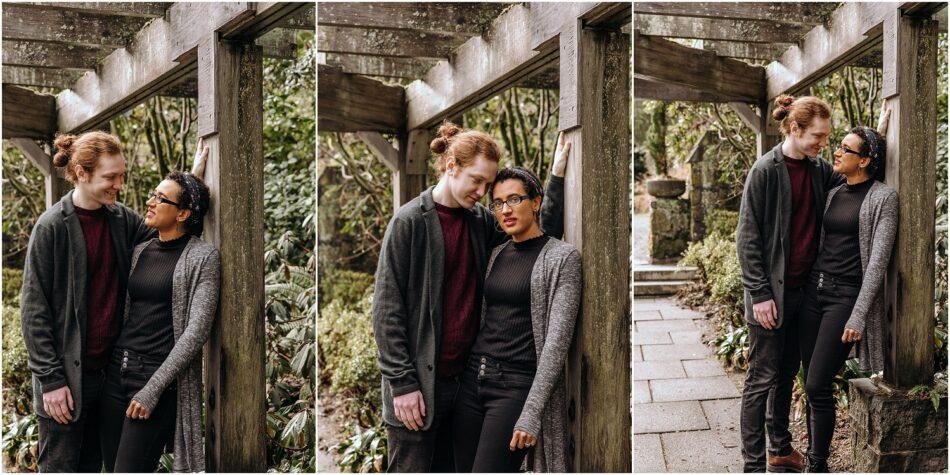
[858,126,881,160]
[181,173,202,214]
[508,167,544,198]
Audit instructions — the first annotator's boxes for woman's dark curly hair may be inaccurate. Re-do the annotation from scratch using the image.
[490,166,544,201]
[166,171,210,237]
[850,126,887,182]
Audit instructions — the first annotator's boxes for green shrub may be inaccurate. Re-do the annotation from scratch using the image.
[319,270,375,311]
[334,422,387,473]
[704,209,739,239]
[680,233,744,326]
[318,294,381,421]
[2,305,31,416]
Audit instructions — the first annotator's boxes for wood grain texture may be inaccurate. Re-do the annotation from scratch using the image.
[2,85,56,140]
[883,13,938,388]
[1,4,148,48]
[2,40,107,70]
[634,13,808,43]
[703,41,789,61]
[634,2,836,25]
[199,39,267,472]
[317,2,506,36]
[634,77,737,103]
[317,64,406,133]
[2,66,84,89]
[322,54,437,79]
[317,25,464,59]
[12,2,169,18]
[393,129,431,209]
[562,28,631,473]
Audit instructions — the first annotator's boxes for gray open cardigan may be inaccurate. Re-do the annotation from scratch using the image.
[126,236,220,473]
[482,237,581,473]
[820,180,898,373]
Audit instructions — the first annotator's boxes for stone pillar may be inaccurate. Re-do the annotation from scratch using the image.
[646,178,689,263]
[849,378,948,471]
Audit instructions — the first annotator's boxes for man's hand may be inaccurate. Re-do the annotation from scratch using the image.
[551,132,572,177]
[752,299,777,330]
[126,400,151,420]
[510,430,536,451]
[393,390,425,431]
[191,137,210,180]
[842,328,862,343]
[43,386,74,425]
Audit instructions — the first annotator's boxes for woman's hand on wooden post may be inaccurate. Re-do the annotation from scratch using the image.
[191,137,210,180]
[551,131,572,178]
[877,99,891,136]
[126,400,151,420]
[509,430,536,451]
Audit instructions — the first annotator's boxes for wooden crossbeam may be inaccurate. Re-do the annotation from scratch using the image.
[635,13,807,44]
[8,138,72,209]
[322,53,436,79]
[318,64,406,133]
[357,131,400,171]
[2,85,56,140]
[406,2,604,130]
[257,28,300,60]
[634,2,836,26]
[279,4,314,30]
[1,4,149,49]
[13,2,169,18]
[703,41,788,61]
[634,77,736,102]
[2,40,108,70]
[765,2,900,99]
[56,2,307,133]
[317,25,463,59]
[317,2,506,36]
[634,32,765,103]
[2,66,84,90]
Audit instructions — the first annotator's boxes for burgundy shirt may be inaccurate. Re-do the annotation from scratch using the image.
[435,202,478,378]
[74,206,120,370]
[785,156,818,289]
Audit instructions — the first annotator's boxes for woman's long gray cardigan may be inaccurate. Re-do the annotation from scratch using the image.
[481,237,581,473]
[125,236,221,473]
[820,180,898,373]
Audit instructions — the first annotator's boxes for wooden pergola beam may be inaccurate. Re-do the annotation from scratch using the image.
[634,13,807,44]
[317,64,406,133]
[2,40,108,70]
[406,2,608,130]
[634,32,765,103]
[1,4,148,49]
[317,2,507,36]
[2,85,56,140]
[703,41,789,61]
[257,28,300,61]
[765,2,901,99]
[2,66,84,90]
[634,2,835,26]
[634,77,736,102]
[278,4,314,30]
[317,25,464,59]
[7,138,72,209]
[56,2,308,133]
[322,53,436,79]
[13,2,169,18]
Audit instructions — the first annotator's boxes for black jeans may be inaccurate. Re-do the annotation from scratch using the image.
[386,376,460,472]
[99,348,177,473]
[37,367,106,473]
[740,286,804,472]
[799,272,859,466]
[452,355,533,473]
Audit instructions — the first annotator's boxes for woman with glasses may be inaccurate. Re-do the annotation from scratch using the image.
[798,106,897,472]
[452,134,581,473]
[99,139,219,473]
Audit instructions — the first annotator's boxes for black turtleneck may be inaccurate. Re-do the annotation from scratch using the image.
[471,233,550,371]
[815,178,874,279]
[116,233,190,358]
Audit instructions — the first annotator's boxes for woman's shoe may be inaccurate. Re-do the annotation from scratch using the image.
[805,455,829,473]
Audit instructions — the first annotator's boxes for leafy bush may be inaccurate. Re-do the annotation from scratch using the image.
[318,295,381,425]
[680,233,744,326]
[712,324,748,371]
[319,270,374,311]
[704,209,739,240]
[334,422,387,473]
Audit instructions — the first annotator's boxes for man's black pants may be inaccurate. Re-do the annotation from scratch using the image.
[37,368,106,473]
[385,376,460,472]
[740,287,804,472]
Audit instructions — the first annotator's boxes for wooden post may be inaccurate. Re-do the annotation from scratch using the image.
[197,34,266,471]
[882,12,938,388]
[756,98,782,157]
[686,131,710,242]
[559,23,632,472]
[393,129,430,210]
[9,138,71,209]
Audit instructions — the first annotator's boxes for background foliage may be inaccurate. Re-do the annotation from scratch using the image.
[1,33,315,472]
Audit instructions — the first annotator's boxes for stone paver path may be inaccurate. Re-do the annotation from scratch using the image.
[634,297,744,473]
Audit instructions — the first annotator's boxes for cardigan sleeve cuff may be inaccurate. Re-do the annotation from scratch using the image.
[749,289,773,304]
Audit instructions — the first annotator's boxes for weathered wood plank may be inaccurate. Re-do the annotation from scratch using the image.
[198,37,267,473]
[13,2,169,18]
[357,131,399,172]
[317,25,464,59]
[278,4,314,30]
[317,65,406,133]
[756,99,782,158]
[561,27,631,473]
[634,2,836,26]
[765,2,900,99]
[8,138,72,209]
[635,13,808,44]
[2,66,85,89]
[394,129,431,209]
[1,4,148,48]
[703,41,788,61]
[634,32,765,103]
[257,28,300,60]
[406,2,602,130]
[634,77,736,102]
[322,53,437,79]
[2,85,56,140]
[56,2,306,132]
[317,3,506,36]
[2,40,107,70]
[883,13,938,388]
[728,102,761,133]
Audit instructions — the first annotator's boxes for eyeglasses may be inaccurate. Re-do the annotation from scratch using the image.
[836,144,865,157]
[148,191,180,208]
[489,194,531,212]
